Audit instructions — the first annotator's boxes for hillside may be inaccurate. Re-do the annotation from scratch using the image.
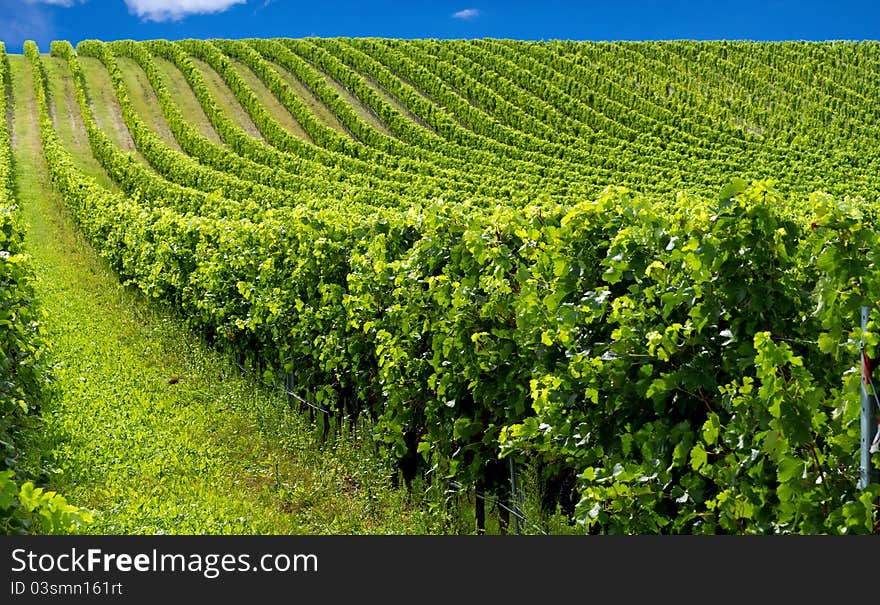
[2,37,879,534]
[40,39,880,203]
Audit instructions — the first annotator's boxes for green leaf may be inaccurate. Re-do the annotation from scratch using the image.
[416,440,431,462]
[0,471,18,510]
[690,443,708,472]
[777,457,805,483]
[620,433,633,456]
[453,418,482,441]
[672,439,691,468]
[718,177,748,204]
[18,482,41,512]
[817,332,837,354]
[702,414,720,445]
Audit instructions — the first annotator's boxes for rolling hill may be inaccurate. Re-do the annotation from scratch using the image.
[2,37,879,534]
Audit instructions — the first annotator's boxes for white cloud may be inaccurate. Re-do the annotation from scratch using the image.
[452,8,480,20]
[124,0,247,22]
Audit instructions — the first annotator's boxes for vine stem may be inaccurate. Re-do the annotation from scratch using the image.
[807,441,828,517]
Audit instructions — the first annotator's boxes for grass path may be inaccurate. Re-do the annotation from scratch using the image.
[314,64,394,137]
[190,57,264,141]
[152,57,223,145]
[227,57,312,142]
[77,56,148,165]
[8,54,439,535]
[266,58,350,136]
[116,56,183,152]
[43,56,118,190]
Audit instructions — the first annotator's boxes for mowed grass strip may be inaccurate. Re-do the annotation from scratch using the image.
[360,71,434,133]
[9,54,443,535]
[189,56,264,141]
[264,57,350,137]
[42,55,119,190]
[115,55,182,151]
[77,56,146,162]
[312,64,394,137]
[151,56,223,145]
[226,56,313,142]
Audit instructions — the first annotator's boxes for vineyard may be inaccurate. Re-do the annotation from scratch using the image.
[2,37,880,534]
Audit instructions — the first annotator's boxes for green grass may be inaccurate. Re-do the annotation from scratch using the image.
[265,58,350,136]
[41,56,118,189]
[78,56,148,164]
[190,57,264,141]
[116,55,182,151]
[151,56,223,145]
[313,64,393,136]
[228,57,312,142]
[8,52,451,535]
[360,71,433,132]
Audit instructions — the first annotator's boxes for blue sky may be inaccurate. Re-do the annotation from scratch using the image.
[1,1,879,54]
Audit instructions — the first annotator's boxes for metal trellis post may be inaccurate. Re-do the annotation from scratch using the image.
[860,306,878,490]
[509,459,521,535]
